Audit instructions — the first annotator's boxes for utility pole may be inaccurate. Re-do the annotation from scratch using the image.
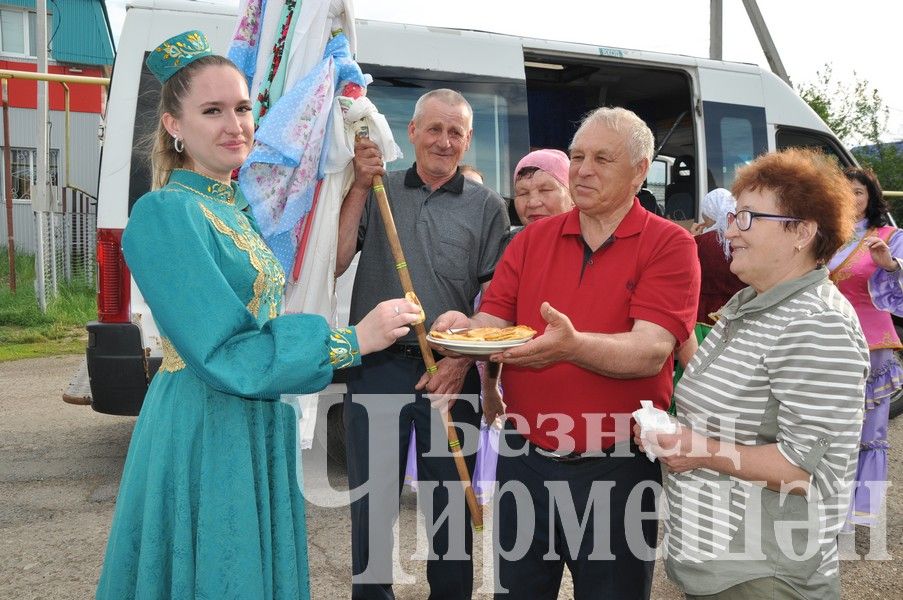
[3,80,15,292]
[35,0,50,309]
[710,0,723,60]
[741,0,791,86]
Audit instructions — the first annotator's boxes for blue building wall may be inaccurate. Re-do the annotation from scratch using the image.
[1,0,114,65]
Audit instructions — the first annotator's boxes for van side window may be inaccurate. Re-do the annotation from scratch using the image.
[646,159,669,206]
[361,65,528,198]
[776,127,851,166]
[703,101,767,191]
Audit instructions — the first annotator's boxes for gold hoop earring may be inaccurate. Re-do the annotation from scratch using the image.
[173,136,184,153]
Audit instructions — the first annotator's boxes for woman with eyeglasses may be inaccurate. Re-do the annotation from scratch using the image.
[827,167,903,530]
[637,148,869,599]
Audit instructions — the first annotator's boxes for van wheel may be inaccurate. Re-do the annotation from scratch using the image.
[890,389,903,420]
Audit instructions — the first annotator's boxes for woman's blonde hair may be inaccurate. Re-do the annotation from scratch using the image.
[149,55,242,189]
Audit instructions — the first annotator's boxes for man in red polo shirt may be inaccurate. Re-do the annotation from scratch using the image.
[432,107,700,599]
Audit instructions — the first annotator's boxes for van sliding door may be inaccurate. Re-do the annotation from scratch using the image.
[522,52,695,220]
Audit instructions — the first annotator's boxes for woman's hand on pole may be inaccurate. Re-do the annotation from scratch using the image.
[356,299,421,355]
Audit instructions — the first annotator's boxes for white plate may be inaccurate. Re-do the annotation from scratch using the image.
[425,333,534,356]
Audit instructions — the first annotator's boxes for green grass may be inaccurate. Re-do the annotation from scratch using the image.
[0,249,94,361]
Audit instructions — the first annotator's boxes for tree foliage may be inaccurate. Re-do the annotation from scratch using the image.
[799,65,903,220]
[798,65,889,147]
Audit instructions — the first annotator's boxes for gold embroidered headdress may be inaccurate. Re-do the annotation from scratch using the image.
[146,30,213,83]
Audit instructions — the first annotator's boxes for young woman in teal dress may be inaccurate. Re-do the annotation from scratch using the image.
[95,31,421,600]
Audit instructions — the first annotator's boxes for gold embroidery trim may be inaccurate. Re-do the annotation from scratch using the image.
[329,327,359,369]
[157,32,211,66]
[159,337,186,373]
[198,203,284,319]
[171,181,235,205]
[870,330,903,351]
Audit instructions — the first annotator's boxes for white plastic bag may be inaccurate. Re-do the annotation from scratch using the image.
[631,400,677,462]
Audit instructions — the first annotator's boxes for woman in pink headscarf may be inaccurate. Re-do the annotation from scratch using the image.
[510,148,574,228]
[828,167,903,528]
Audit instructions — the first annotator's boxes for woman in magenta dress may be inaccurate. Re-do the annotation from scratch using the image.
[828,167,903,527]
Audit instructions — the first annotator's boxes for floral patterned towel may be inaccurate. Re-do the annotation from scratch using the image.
[239,33,366,273]
[228,0,265,93]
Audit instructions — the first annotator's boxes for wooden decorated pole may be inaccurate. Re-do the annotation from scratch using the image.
[356,126,483,531]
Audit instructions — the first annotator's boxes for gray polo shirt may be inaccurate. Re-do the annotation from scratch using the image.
[349,166,509,343]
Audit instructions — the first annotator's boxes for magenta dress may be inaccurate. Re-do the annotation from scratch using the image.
[828,220,903,525]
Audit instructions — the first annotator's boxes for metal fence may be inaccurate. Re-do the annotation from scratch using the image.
[32,186,96,309]
[0,198,35,253]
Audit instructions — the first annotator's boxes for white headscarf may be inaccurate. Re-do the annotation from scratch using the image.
[701,188,735,258]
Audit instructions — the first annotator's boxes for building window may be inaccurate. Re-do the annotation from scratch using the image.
[7,148,60,199]
[0,9,49,58]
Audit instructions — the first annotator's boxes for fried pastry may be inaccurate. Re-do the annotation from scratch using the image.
[405,291,426,325]
[483,325,536,341]
[428,325,536,342]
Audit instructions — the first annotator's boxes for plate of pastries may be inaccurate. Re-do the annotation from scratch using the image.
[426,325,537,355]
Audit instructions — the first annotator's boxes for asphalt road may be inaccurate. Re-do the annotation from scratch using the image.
[1,355,900,598]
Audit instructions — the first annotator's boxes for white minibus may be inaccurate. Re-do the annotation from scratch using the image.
[86,1,856,450]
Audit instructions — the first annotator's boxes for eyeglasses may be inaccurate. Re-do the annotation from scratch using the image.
[726,210,803,231]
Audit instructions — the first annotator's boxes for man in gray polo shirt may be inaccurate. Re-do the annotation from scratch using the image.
[336,88,509,599]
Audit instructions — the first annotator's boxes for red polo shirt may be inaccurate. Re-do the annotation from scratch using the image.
[480,200,700,453]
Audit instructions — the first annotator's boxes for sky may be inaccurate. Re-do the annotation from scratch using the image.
[104,0,903,143]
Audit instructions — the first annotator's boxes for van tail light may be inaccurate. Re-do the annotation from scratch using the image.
[96,228,131,323]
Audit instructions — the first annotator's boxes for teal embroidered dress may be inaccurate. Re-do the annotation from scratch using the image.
[96,170,359,599]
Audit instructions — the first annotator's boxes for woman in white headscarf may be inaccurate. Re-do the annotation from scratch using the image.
[693,188,745,325]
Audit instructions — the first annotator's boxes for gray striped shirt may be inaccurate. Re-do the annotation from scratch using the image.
[664,267,869,598]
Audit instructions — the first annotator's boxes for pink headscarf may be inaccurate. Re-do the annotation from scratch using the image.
[514,149,570,189]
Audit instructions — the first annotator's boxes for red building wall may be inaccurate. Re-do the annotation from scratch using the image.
[0,60,105,114]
